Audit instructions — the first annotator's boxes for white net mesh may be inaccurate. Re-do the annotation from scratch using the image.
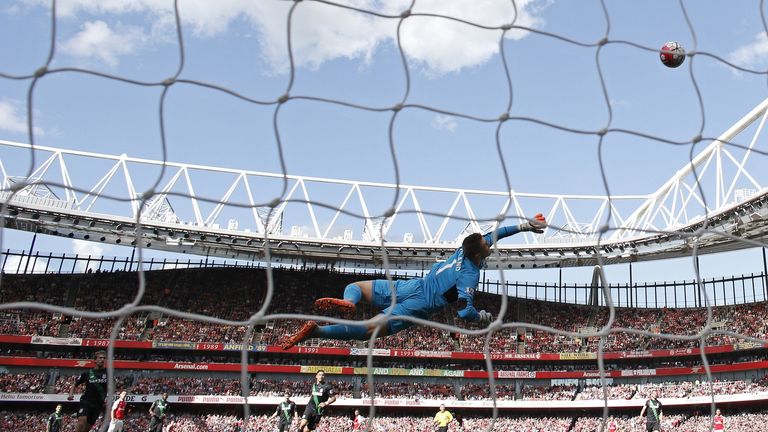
[1,1,768,431]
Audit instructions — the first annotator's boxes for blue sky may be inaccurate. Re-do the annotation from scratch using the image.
[1,0,768,291]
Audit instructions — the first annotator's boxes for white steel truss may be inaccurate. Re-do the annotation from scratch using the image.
[613,97,768,241]
[1,97,767,268]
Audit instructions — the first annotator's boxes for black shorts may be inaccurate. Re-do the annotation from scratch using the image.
[302,407,323,431]
[149,416,164,432]
[77,402,104,426]
[277,420,292,432]
[646,420,661,432]
[437,427,449,432]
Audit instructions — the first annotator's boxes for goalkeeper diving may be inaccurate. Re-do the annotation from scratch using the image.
[281,214,547,349]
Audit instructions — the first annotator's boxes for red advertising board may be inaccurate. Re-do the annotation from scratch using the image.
[2,334,764,363]
[2,356,767,380]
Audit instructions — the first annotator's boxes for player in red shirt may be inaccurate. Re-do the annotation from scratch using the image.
[107,391,128,432]
[351,409,366,431]
[713,408,725,431]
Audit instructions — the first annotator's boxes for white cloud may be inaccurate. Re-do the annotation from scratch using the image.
[72,238,104,257]
[0,99,44,136]
[431,114,458,132]
[402,0,546,75]
[252,0,549,75]
[3,255,48,274]
[17,0,549,75]
[71,239,108,272]
[3,3,22,14]
[728,32,768,70]
[60,20,144,67]
[249,0,397,73]
[20,0,168,18]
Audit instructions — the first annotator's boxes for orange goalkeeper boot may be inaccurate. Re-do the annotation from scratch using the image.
[280,321,318,350]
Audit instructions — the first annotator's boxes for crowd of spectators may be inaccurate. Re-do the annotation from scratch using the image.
[682,412,768,431]
[2,269,768,355]
[464,416,572,431]
[260,317,457,351]
[0,311,60,337]
[53,374,134,395]
[488,300,588,354]
[0,372,751,401]
[49,375,356,398]
[249,378,354,398]
[458,383,516,400]
[0,410,573,432]
[67,316,146,340]
[0,411,49,432]
[258,319,356,348]
[574,384,635,400]
[0,274,67,337]
[373,323,457,351]
[633,381,694,399]
[520,384,577,401]
[459,383,485,400]
[0,410,152,432]
[133,376,243,396]
[585,307,661,352]
[688,379,762,396]
[572,415,686,431]
[8,406,768,431]
[149,319,249,345]
[571,416,629,432]
[631,378,768,399]
[65,274,151,340]
[361,382,455,400]
[0,372,47,393]
[680,377,768,397]
[717,302,768,341]
[650,308,710,349]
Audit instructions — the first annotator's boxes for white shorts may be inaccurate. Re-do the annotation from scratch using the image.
[107,419,124,432]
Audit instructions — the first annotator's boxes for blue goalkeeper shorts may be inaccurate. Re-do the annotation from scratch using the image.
[372,279,430,335]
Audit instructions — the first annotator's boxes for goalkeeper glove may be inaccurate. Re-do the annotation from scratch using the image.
[478,310,493,324]
[519,213,546,233]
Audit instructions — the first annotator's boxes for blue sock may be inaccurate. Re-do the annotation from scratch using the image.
[315,324,368,340]
[343,283,362,304]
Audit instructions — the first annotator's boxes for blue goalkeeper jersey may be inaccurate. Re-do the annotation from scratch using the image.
[422,225,521,322]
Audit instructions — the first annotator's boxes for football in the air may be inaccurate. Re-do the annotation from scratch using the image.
[660,41,686,68]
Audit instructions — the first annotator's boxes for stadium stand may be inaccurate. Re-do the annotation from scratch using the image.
[3,268,768,432]
[3,269,768,354]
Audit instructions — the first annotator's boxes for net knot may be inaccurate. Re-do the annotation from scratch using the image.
[277,94,290,104]
[400,9,411,18]
[498,112,509,122]
[9,179,28,192]
[597,37,609,46]
[162,77,176,87]
[691,135,702,144]
[392,104,403,112]
[140,189,156,201]
[34,66,48,77]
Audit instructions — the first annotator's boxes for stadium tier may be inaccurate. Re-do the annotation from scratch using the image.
[1,268,767,353]
[1,267,768,430]
[4,409,768,431]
